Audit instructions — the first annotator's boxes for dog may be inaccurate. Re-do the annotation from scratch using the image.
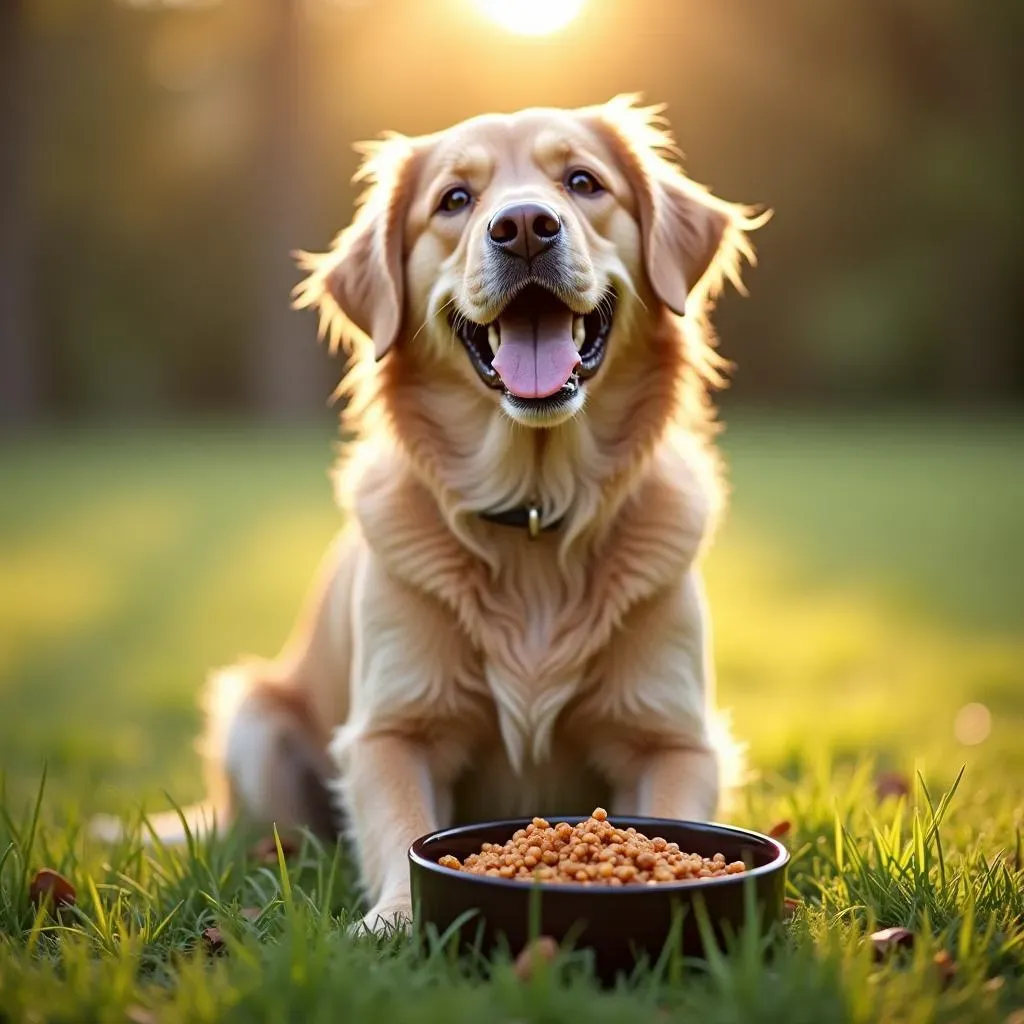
[94,95,767,935]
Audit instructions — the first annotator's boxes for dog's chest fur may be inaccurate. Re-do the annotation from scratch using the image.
[353,441,713,775]
[475,533,589,771]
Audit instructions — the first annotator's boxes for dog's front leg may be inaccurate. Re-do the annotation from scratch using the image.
[588,571,728,824]
[629,745,720,822]
[331,552,474,935]
[339,730,442,934]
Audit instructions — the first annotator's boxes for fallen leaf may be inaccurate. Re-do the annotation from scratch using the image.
[869,926,914,959]
[983,976,1005,993]
[783,897,801,919]
[1004,1011,1024,1024]
[29,868,76,911]
[201,925,225,954]
[768,820,792,840]
[249,835,299,865]
[125,1006,157,1024]
[875,772,911,801]
[933,950,957,988]
[513,935,559,981]
[240,907,262,922]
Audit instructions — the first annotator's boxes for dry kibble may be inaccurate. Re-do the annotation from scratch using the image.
[435,809,747,886]
[513,935,559,981]
[875,771,912,801]
[125,1007,158,1024]
[933,950,957,989]
[201,925,226,954]
[869,926,915,960]
[29,868,76,911]
[249,834,299,865]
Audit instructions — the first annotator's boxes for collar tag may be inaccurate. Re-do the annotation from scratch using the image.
[527,503,541,539]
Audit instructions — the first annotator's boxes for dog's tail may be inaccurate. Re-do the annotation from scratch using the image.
[89,661,338,847]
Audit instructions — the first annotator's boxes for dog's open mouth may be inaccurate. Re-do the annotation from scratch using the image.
[451,284,615,404]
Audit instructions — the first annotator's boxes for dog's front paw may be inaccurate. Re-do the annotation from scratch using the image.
[351,894,413,938]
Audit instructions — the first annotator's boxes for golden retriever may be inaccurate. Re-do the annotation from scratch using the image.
[96,95,767,935]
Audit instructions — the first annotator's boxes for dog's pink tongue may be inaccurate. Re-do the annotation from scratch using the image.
[492,306,580,399]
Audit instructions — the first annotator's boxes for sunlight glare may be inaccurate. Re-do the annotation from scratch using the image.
[474,0,585,36]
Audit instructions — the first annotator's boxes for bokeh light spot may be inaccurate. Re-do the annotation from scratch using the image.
[954,702,991,746]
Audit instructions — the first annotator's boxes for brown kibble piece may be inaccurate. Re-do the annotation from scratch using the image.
[933,950,957,988]
[875,772,911,801]
[513,935,559,981]
[434,808,747,886]
[783,897,801,919]
[249,835,299,865]
[869,926,915,959]
[768,820,792,840]
[125,1007,158,1024]
[29,868,76,911]
[201,925,225,954]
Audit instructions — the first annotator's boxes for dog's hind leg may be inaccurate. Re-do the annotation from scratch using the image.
[92,530,358,845]
[198,530,360,840]
[197,661,338,840]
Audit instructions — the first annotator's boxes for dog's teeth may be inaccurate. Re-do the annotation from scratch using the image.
[487,324,500,356]
[573,316,586,349]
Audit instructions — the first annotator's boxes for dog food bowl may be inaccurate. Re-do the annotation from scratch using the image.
[408,814,789,982]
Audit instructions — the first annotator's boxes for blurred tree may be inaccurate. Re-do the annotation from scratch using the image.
[248,0,326,420]
[127,0,329,420]
[0,0,41,428]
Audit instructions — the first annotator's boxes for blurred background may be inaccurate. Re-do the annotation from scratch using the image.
[0,0,1021,815]
[3,0,1023,424]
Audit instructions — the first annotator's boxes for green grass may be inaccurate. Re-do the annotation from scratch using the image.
[1,415,1022,1021]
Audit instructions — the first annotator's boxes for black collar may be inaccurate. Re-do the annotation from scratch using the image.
[478,503,563,538]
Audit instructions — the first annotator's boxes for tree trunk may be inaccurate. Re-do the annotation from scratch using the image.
[0,0,41,430]
[249,0,328,422]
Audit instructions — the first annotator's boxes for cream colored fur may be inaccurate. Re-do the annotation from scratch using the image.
[94,95,766,936]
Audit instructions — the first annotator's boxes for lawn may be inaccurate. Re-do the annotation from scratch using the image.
[1,415,1022,1022]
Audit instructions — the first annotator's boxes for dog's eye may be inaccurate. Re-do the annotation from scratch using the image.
[566,169,604,196]
[437,187,473,214]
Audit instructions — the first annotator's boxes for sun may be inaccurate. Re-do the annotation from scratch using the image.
[474,0,585,36]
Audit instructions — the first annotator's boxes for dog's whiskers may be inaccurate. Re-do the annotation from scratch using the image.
[413,296,459,343]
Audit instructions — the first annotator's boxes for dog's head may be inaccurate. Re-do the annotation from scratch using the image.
[297,96,765,429]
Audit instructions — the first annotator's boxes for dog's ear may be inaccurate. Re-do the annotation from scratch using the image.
[591,94,768,314]
[635,172,729,316]
[294,134,420,360]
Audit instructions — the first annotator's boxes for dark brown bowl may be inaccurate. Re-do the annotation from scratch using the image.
[409,815,789,983]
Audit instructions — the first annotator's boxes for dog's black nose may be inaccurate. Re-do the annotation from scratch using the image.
[487,202,562,261]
